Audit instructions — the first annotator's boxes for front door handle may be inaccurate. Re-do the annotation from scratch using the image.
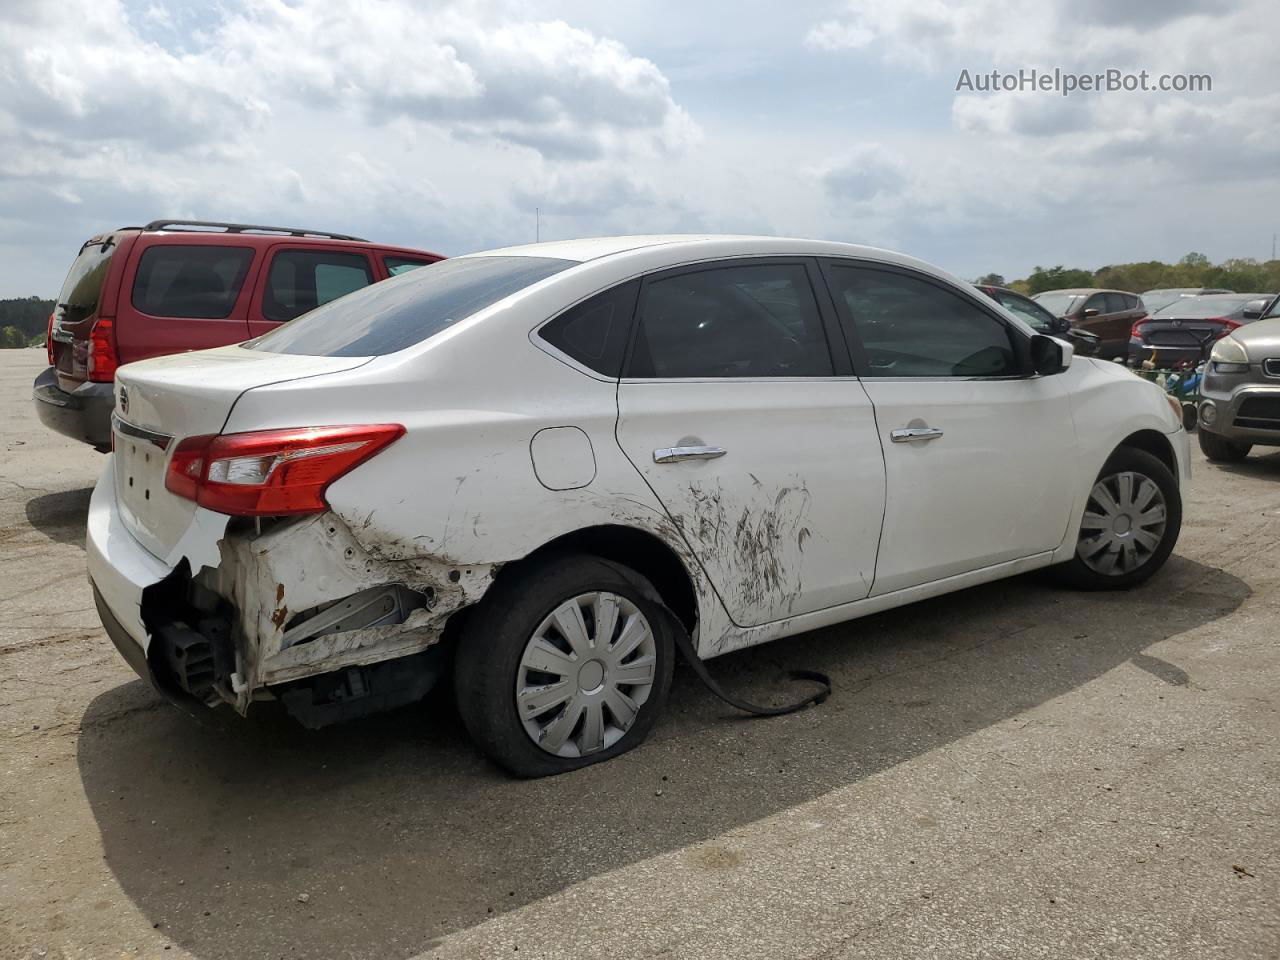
[890,427,944,443]
[654,445,727,464]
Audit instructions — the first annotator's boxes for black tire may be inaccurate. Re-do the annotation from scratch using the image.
[1181,403,1197,432]
[1054,447,1182,591]
[453,554,675,778]
[1198,429,1251,463]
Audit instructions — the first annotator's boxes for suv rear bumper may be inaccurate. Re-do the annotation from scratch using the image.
[32,366,113,450]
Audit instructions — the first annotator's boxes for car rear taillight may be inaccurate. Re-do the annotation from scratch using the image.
[1130,319,1149,339]
[87,317,118,382]
[165,424,405,517]
[45,312,55,366]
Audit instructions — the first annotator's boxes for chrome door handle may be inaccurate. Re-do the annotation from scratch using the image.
[890,427,944,443]
[653,445,727,464]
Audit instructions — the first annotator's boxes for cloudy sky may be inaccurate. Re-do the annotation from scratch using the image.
[2,0,1277,297]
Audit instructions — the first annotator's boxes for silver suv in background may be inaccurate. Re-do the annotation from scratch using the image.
[1197,295,1280,461]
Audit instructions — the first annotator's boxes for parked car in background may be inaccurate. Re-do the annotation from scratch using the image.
[1032,288,1146,360]
[1140,287,1234,315]
[34,220,443,450]
[87,235,1188,777]
[1129,293,1275,368]
[976,284,1100,356]
[1197,317,1280,461]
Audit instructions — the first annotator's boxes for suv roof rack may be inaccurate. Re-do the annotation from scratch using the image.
[142,220,368,242]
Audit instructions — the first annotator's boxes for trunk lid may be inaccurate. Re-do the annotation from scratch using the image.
[1141,317,1229,352]
[112,346,371,560]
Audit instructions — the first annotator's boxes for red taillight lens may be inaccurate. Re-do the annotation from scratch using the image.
[1130,319,1149,339]
[164,424,404,517]
[87,317,118,382]
[45,312,56,366]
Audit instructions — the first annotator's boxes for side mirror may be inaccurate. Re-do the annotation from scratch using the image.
[1082,308,1100,318]
[1031,334,1071,375]
[1242,300,1265,320]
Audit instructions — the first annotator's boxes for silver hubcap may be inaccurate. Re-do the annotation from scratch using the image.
[1077,471,1167,575]
[516,591,657,758]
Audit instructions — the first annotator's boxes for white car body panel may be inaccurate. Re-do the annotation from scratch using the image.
[84,235,1188,715]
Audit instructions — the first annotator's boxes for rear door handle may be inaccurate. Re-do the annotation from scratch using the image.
[890,427,944,443]
[653,445,727,463]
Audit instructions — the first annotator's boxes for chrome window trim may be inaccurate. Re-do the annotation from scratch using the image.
[111,414,173,451]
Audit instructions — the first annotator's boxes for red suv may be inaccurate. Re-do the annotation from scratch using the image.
[34,220,443,450]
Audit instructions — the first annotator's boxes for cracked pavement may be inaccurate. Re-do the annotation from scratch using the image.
[1,347,1278,959]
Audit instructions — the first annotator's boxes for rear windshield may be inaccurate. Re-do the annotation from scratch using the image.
[1152,296,1258,319]
[55,238,118,325]
[1032,292,1083,317]
[246,256,573,357]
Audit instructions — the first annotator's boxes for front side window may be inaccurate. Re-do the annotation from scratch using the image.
[384,256,436,276]
[986,289,1057,332]
[248,255,573,357]
[1083,293,1108,315]
[131,245,253,319]
[828,266,1020,378]
[627,263,833,378]
[263,250,374,323]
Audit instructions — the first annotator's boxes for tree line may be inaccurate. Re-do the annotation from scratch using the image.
[978,253,1280,297]
[0,297,54,348]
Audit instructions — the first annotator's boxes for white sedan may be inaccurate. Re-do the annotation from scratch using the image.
[87,236,1189,776]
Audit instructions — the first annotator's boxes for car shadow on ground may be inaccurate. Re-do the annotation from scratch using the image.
[24,486,92,548]
[77,555,1247,960]
[1212,448,1280,479]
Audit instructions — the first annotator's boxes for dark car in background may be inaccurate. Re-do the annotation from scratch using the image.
[1140,287,1234,315]
[975,284,1100,356]
[1129,293,1274,368]
[34,220,443,450]
[1032,288,1145,360]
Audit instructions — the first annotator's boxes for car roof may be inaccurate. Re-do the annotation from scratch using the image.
[458,234,946,273]
[87,224,444,259]
[1035,288,1130,295]
[1183,292,1272,301]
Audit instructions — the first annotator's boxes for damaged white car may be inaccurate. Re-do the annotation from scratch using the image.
[87,236,1190,776]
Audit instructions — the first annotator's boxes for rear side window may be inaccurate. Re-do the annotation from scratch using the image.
[1104,293,1129,313]
[627,263,833,378]
[263,250,373,323]
[827,266,1019,378]
[538,281,639,377]
[131,245,253,319]
[384,256,436,276]
[55,238,118,325]
[247,256,574,357]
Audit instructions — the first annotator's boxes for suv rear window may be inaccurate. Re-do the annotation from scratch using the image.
[55,238,118,325]
[247,256,574,357]
[132,245,253,319]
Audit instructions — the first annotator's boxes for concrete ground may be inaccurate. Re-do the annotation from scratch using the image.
[1,346,1277,960]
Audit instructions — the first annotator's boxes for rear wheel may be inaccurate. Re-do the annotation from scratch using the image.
[454,554,674,777]
[1198,429,1251,463]
[1055,447,1181,591]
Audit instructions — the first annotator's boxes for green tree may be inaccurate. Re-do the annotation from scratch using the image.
[976,273,1006,287]
[0,325,28,348]
[1024,265,1094,294]
[1179,252,1211,269]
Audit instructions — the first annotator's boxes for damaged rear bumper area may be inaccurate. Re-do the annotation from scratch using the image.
[87,468,495,728]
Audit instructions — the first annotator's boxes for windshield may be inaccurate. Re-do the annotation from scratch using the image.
[1264,296,1280,319]
[986,289,1057,332]
[248,256,574,357]
[1031,292,1083,317]
[1152,296,1259,319]
[54,237,118,326]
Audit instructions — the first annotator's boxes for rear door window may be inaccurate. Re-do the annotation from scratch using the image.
[131,245,253,319]
[1104,293,1129,313]
[626,263,833,378]
[384,256,436,276]
[248,255,574,357]
[263,250,374,323]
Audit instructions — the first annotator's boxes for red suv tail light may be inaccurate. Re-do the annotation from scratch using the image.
[45,312,56,366]
[165,424,405,517]
[87,317,119,382]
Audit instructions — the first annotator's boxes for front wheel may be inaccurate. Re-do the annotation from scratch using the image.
[1198,429,1251,463]
[1054,447,1182,591]
[454,554,675,777]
